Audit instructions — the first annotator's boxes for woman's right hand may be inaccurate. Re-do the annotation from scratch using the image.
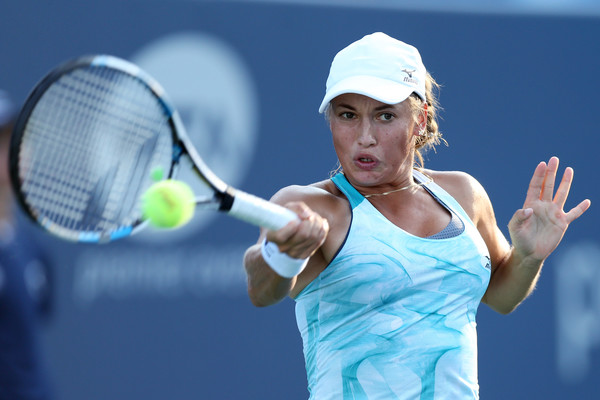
[265,201,329,260]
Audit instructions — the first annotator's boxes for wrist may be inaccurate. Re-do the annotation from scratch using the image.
[509,246,544,271]
[260,238,309,278]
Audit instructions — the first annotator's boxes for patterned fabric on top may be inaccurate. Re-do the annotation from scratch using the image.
[294,171,491,399]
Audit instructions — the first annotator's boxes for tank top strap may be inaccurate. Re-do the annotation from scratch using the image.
[412,169,429,185]
[331,170,430,208]
[330,173,365,209]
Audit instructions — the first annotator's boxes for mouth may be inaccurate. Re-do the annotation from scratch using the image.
[354,154,378,170]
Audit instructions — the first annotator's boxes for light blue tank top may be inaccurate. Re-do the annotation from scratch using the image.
[294,171,491,399]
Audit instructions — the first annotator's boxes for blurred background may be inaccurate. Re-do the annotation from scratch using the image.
[0,0,598,399]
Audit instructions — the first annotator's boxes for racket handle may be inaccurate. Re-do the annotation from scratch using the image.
[227,190,298,231]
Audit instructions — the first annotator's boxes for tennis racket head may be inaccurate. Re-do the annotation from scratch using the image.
[9,55,191,243]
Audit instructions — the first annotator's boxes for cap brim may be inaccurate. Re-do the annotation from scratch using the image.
[318,75,417,113]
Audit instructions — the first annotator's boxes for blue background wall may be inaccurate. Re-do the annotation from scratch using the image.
[1,1,598,399]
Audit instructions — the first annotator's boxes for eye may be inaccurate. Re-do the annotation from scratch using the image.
[378,112,394,121]
[339,111,355,120]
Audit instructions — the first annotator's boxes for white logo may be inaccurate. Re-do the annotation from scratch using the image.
[129,32,259,243]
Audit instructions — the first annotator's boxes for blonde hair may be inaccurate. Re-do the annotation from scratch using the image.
[409,71,445,169]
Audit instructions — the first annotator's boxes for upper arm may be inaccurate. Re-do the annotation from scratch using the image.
[439,171,511,272]
[469,176,512,273]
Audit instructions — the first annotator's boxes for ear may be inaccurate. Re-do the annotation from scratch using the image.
[412,102,428,137]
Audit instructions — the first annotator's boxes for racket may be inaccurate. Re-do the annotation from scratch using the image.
[9,55,296,243]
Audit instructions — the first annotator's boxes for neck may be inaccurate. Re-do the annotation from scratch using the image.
[350,163,422,197]
[360,172,431,198]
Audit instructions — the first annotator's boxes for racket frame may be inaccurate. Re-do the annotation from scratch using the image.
[9,55,295,243]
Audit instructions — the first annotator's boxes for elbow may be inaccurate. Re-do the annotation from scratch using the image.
[246,271,292,307]
[491,300,525,315]
[243,245,289,307]
[482,294,522,315]
[246,270,287,307]
[247,283,269,307]
[247,285,282,308]
[249,297,274,308]
[493,304,519,315]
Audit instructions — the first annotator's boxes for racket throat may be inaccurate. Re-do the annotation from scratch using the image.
[217,187,236,212]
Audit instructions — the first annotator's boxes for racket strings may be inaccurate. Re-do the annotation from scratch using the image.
[19,65,173,239]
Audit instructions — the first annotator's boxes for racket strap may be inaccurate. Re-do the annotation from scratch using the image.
[260,238,309,278]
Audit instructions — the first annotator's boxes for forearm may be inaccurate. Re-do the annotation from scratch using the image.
[243,243,295,307]
[471,156,590,314]
[483,248,544,314]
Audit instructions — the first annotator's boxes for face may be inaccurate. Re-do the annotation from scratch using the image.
[329,93,419,190]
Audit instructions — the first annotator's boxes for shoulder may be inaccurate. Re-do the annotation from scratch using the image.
[425,169,492,225]
[270,179,337,200]
[269,179,348,220]
[270,178,351,264]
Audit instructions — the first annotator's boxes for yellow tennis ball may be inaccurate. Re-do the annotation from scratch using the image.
[142,180,195,229]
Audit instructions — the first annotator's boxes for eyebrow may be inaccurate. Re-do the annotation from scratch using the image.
[334,102,396,111]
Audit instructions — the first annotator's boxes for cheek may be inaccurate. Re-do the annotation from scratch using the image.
[391,121,414,142]
[332,136,351,162]
[381,129,409,147]
[380,130,414,160]
[330,126,353,151]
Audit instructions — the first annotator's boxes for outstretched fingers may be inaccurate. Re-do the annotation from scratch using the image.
[553,166,573,209]
[540,156,559,202]
[525,157,591,224]
[524,161,547,206]
[565,199,592,224]
[524,157,566,207]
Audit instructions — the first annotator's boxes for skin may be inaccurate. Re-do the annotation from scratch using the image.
[243,93,591,314]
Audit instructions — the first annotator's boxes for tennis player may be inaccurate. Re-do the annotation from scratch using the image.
[0,90,54,400]
[243,32,591,399]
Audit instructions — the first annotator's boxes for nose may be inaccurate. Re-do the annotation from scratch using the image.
[357,120,376,147]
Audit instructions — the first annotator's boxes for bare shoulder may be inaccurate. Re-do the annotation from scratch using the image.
[271,178,351,266]
[269,179,348,222]
[425,169,492,224]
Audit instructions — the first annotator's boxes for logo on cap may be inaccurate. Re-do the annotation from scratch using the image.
[402,68,418,85]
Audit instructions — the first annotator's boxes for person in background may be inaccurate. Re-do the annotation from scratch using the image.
[243,32,591,399]
[0,90,54,400]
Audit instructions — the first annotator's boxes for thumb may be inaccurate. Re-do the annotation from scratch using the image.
[511,207,534,227]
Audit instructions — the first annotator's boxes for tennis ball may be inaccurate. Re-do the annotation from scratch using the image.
[150,166,164,182]
[142,180,195,229]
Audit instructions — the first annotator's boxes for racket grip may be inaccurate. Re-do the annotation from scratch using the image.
[228,190,298,231]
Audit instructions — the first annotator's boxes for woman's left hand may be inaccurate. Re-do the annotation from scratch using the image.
[508,156,591,264]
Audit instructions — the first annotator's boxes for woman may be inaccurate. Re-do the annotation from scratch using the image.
[243,32,590,399]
